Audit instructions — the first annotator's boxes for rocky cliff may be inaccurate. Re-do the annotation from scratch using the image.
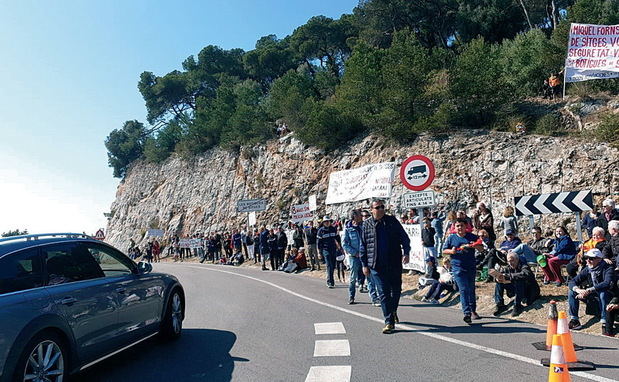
[106,130,619,250]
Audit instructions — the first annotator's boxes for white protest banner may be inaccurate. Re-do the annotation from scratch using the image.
[248,211,256,226]
[237,199,267,213]
[290,203,313,223]
[147,229,164,237]
[565,23,619,83]
[325,162,396,205]
[402,224,425,272]
[309,194,317,211]
[179,238,203,249]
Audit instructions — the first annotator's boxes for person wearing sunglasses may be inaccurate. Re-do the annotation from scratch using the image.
[567,248,616,336]
[360,200,411,334]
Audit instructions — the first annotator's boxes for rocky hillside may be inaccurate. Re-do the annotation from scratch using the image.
[105,128,619,250]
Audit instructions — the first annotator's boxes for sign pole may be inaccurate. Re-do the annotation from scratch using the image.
[574,211,583,242]
[528,215,535,232]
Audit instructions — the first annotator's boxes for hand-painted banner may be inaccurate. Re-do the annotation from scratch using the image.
[290,203,313,223]
[325,162,396,205]
[565,23,619,83]
[402,224,425,272]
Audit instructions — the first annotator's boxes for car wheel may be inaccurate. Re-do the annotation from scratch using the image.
[160,289,183,340]
[13,331,68,382]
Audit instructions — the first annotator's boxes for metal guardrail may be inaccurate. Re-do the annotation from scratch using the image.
[0,233,92,244]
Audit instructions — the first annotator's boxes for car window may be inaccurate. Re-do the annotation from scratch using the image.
[84,243,134,277]
[0,248,44,294]
[43,243,105,285]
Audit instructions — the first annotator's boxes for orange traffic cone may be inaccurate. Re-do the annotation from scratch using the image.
[542,311,595,371]
[548,334,570,382]
[533,300,558,351]
[557,311,577,362]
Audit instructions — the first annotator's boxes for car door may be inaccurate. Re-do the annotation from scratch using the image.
[83,242,164,343]
[42,242,119,363]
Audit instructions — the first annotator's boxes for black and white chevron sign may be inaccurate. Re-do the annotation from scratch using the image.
[514,190,593,216]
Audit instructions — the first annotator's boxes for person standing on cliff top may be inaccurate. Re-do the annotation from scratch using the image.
[360,200,410,334]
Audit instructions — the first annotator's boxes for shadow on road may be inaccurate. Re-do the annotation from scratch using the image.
[73,329,246,382]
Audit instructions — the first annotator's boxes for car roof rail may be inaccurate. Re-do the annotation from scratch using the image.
[0,233,93,244]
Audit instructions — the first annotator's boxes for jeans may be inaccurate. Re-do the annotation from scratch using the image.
[568,288,612,323]
[348,257,362,299]
[434,233,443,257]
[494,280,525,306]
[371,268,402,325]
[323,250,336,286]
[425,280,455,300]
[367,272,379,303]
[453,264,477,316]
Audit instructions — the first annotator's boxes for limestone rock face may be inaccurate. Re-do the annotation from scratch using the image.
[106,131,619,250]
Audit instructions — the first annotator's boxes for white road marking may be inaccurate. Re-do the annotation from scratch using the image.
[315,322,346,335]
[305,366,352,382]
[183,264,617,382]
[313,339,351,357]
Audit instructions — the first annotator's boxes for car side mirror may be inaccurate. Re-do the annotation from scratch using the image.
[137,261,153,274]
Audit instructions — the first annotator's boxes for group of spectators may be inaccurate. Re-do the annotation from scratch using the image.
[126,197,619,336]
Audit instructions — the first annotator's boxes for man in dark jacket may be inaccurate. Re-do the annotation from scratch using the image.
[304,221,320,271]
[492,252,540,317]
[360,199,411,334]
[596,199,619,239]
[317,216,341,287]
[259,226,270,271]
[276,227,288,269]
[602,220,619,265]
[568,248,616,336]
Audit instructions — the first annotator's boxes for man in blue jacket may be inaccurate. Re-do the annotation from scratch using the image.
[344,209,363,305]
[360,199,411,334]
[568,248,616,336]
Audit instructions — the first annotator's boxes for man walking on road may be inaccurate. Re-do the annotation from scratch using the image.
[317,216,341,288]
[344,209,363,304]
[304,221,320,271]
[360,199,411,334]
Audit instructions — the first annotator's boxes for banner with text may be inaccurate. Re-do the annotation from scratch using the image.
[290,203,313,223]
[566,23,619,82]
[402,224,425,272]
[325,162,396,205]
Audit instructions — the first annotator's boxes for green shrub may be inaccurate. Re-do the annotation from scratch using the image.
[596,113,619,147]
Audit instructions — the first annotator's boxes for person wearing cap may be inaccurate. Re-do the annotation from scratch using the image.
[317,216,342,288]
[567,248,616,336]
[596,199,619,239]
[360,199,411,334]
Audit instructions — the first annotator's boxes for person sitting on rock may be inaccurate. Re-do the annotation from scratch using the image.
[606,275,619,336]
[422,257,457,304]
[492,252,540,317]
[602,220,619,266]
[566,226,606,279]
[567,249,616,336]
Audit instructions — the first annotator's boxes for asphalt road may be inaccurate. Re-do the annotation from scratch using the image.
[75,263,619,382]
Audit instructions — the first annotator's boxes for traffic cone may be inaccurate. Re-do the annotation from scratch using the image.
[547,334,570,382]
[533,300,558,350]
[557,311,577,363]
[541,311,595,371]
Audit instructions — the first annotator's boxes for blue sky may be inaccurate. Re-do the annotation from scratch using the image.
[0,0,359,235]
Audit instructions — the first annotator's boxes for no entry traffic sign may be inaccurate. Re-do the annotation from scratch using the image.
[399,155,435,191]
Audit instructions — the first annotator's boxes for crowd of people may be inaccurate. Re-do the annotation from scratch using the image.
[126,198,619,336]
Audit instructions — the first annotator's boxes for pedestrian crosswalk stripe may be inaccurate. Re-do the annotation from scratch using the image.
[305,366,351,382]
[313,340,350,357]
[314,322,346,335]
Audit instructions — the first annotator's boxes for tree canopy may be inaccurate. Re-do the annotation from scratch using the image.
[106,0,619,178]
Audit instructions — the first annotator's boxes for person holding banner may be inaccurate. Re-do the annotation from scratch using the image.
[360,200,410,334]
[443,219,484,324]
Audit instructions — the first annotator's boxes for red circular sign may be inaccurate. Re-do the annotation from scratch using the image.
[399,155,435,191]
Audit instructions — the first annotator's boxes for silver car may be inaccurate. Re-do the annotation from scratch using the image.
[0,233,185,382]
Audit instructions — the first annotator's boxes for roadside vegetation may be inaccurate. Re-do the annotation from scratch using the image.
[105,0,619,178]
